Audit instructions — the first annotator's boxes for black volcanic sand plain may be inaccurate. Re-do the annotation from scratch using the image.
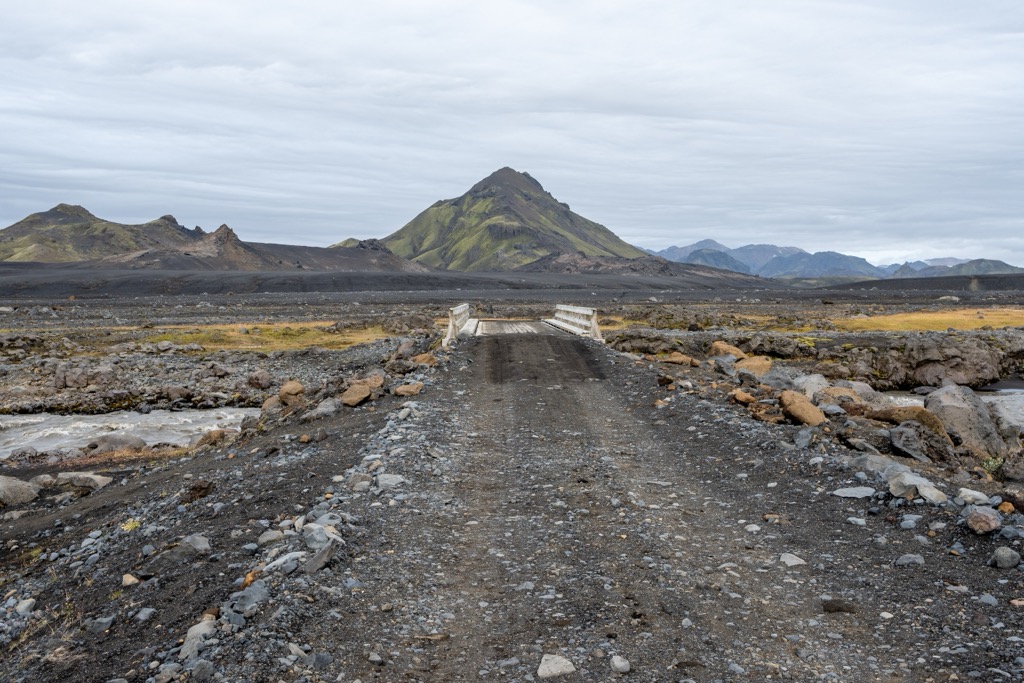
[1,278,1023,683]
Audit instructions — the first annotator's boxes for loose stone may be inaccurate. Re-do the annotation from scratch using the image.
[537,654,576,678]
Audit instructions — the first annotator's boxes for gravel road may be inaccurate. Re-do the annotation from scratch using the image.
[1,329,1021,683]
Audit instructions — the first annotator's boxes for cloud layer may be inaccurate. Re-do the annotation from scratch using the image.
[2,1,1022,265]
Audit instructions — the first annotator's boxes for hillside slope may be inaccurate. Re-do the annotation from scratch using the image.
[381,168,647,271]
[0,204,201,262]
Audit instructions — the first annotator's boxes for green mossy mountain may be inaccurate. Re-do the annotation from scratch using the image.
[0,204,201,262]
[0,205,428,272]
[380,167,647,271]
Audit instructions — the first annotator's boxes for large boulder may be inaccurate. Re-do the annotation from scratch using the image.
[984,395,1023,452]
[341,384,372,407]
[0,476,41,505]
[56,472,113,490]
[924,385,1008,460]
[889,421,956,463]
[779,390,827,427]
[866,406,951,444]
[279,380,306,409]
[904,335,1002,388]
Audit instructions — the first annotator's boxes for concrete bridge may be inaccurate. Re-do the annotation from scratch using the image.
[443,303,603,347]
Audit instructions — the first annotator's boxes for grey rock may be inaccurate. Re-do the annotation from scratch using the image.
[895,554,925,566]
[890,421,954,463]
[135,607,156,622]
[301,523,333,551]
[925,384,1008,459]
[55,471,113,490]
[86,615,115,634]
[610,655,631,673]
[86,433,146,454]
[851,454,910,481]
[302,397,342,422]
[888,472,947,504]
[832,486,875,499]
[303,541,336,574]
[538,654,576,678]
[179,615,217,661]
[0,475,42,505]
[183,534,211,553]
[990,546,1021,569]
[792,373,829,398]
[230,580,270,611]
[257,530,284,545]
[190,660,216,681]
[15,598,36,615]
[957,488,990,505]
[375,473,408,490]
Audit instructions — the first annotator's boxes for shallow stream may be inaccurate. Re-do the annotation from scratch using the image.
[0,408,261,459]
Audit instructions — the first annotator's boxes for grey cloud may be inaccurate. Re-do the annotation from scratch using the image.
[1,0,1022,264]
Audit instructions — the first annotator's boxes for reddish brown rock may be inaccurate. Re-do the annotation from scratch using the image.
[710,341,747,359]
[411,352,438,367]
[279,380,305,408]
[965,505,1002,534]
[779,390,827,427]
[341,384,372,407]
[350,373,385,391]
[735,356,772,377]
[661,351,700,366]
[729,389,757,405]
[394,382,424,397]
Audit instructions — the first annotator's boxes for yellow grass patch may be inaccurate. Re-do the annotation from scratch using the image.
[141,322,389,352]
[598,315,629,331]
[833,308,1024,332]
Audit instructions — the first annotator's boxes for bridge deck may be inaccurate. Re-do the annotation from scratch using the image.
[474,320,555,335]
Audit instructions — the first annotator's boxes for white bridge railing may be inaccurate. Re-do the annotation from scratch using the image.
[544,304,603,342]
[442,303,479,347]
[441,303,603,345]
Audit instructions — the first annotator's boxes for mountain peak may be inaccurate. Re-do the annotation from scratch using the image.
[383,169,646,271]
[43,204,98,223]
[469,167,545,196]
[209,225,240,243]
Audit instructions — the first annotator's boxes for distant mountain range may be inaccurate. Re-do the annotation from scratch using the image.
[648,242,1024,281]
[3,169,1020,284]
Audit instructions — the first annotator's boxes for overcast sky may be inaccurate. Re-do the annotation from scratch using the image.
[2,1,1023,266]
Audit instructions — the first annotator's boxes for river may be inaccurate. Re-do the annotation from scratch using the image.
[0,408,261,460]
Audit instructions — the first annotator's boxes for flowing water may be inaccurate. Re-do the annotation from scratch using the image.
[2,391,1021,462]
[0,408,261,459]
